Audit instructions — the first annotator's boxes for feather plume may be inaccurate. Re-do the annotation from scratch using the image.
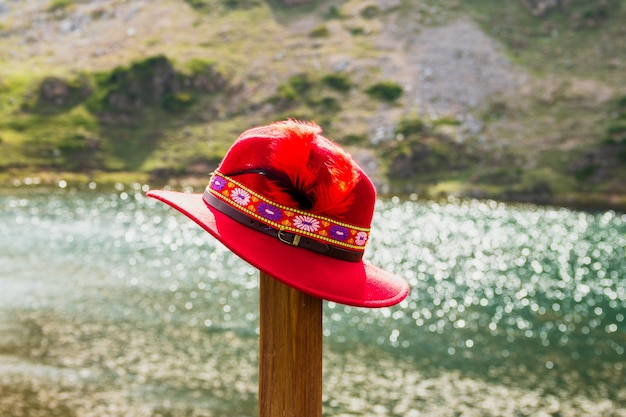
[265,119,359,218]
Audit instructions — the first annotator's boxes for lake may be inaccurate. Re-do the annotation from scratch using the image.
[1,184,624,417]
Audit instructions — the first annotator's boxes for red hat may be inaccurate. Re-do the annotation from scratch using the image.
[147,120,409,308]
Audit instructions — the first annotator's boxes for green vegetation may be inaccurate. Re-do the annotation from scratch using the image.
[21,75,92,115]
[0,0,625,209]
[396,118,426,136]
[48,0,74,12]
[606,95,626,144]
[322,73,352,92]
[324,5,345,20]
[360,5,380,19]
[269,72,354,121]
[365,81,403,102]
[382,116,479,180]
[0,55,232,183]
[461,0,626,82]
[309,24,330,37]
[184,0,262,12]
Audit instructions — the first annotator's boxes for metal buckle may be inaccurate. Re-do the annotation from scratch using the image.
[277,229,301,247]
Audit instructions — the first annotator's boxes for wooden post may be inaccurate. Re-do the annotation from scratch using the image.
[258,271,323,417]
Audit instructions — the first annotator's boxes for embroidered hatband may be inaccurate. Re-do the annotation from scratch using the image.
[202,171,369,262]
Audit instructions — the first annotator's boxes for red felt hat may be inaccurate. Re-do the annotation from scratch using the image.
[147,120,409,308]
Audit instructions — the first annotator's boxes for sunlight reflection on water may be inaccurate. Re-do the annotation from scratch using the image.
[0,189,624,416]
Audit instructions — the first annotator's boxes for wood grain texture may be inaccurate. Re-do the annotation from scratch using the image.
[258,272,323,417]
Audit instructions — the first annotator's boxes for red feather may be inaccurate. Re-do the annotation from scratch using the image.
[265,120,359,218]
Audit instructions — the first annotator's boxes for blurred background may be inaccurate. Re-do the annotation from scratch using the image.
[0,0,625,207]
[0,0,625,416]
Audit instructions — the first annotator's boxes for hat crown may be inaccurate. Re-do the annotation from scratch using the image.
[216,120,376,228]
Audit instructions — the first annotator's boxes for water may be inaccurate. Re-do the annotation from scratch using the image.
[1,186,624,417]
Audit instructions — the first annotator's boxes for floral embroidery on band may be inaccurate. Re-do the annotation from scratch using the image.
[207,171,369,251]
[230,188,251,206]
[293,215,320,232]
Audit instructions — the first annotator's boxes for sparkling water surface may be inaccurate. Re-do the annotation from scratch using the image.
[0,186,624,416]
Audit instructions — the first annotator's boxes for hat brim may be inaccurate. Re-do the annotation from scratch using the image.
[147,190,409,308]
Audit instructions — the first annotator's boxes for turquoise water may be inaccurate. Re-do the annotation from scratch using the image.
[0,186,624,416]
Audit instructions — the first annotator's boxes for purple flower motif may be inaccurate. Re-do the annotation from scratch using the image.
[329,225,349,241]
[258,202,282,222]
[210,176,226,191]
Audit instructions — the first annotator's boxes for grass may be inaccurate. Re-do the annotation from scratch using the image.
[0,53,241,178]
[450,0,626,203]
[461,0,626,84]
[48,0,74,12]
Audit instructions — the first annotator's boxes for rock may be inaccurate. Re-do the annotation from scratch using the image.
[102,55,229,113]
[40,77,72,104]
[36,76,92,109]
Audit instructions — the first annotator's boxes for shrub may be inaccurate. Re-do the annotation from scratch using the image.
[322,73,352,92]
[581,5,609,20]
[162,92,194,112]
[616,95,626,116]
[316,96,341,113]
[185,0,262,10]
[606,123,626,142]
[366,81,403,102]
[574,163,598,181]
[325,5,344,19]
[360,5,380,19]
[274,83,297,103]
[288,74,313,95]
[58,132,90,153]
[397,118,426,136]
[48,0,73,12]
[341,133,368,146]
[222,0,262,9]
[347,26,366,36]
[309,25,330,38]
[85,55,227,114]
[433,117,461,127]
[185,0,207,9]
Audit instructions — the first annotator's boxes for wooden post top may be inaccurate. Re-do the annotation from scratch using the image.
[258,271,323,417]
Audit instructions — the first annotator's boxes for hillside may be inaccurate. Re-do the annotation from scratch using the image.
[0,0,625,210]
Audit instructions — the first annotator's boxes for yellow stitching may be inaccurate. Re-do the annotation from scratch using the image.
[207,184,368,250]
[213,171,370,232]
